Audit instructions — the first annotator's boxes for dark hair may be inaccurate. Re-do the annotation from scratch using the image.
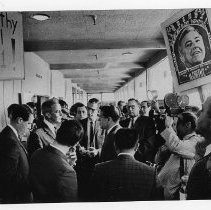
[70,102,86,116]
[141,100,151,108]
[100,105,120,122]
[10,104,33,122]
[7,103,19,118]
[128,98,140,106]
[114,128,139,150]
[26,102,37,109]
[88,98,99,104]
[59,99,68,109]
[42,98,59,116]
[117,100,125,106]
[56,120,84,147]
[178,26,201,51]
[178,111,197,131]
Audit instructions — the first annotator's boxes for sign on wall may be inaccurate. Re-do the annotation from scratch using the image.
[161,9,211,92]
[0,12,24,80]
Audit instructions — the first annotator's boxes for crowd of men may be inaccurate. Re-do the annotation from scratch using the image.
[0,96,211,203]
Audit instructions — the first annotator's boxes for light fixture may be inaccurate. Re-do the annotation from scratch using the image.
[122,52,133,55]
[31,14,50,21]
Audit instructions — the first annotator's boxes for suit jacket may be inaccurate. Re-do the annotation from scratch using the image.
[187,152,211,200]
[100,124,121,162]
[30,145,78,203]
[120,116,157,162]
[0,126,31,203]
[79,118,104,150]
[27,120,56,158]
[91,154,157,201]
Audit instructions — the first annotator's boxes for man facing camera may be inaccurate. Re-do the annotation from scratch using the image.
[91,128,158,201]
[30,120,84,203]
[178,25,206,68]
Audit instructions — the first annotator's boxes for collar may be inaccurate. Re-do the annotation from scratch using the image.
[107,123,118,135]
[50,144,68,156]
[183,132,197,140]
[8,124,19,140]
[44,119,56,135]
[117,152,134,157]
[205,144,211,156]
[131,116,138,122]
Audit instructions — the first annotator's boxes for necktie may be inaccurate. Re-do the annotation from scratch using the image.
[90,121,94,147]
[131,118,135,128]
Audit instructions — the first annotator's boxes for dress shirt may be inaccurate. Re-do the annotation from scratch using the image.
[117,152,134,157]
[44,119,56,136]
[107,124,119,135]
[128,116,138,128]
[87,118,96,147]
[8,124,19,140]
[205,144,211,156]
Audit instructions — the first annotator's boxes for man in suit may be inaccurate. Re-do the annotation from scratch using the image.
[30,120,84,203]
[186,96,211,199]
[120,98,157,163]
[99,105,121,162]
[91,128,157,201]
[76,98,104,200]
[0,104,34,203]
[27,98,62,158]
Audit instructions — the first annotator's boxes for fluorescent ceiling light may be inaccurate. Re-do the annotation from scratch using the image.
[32,14,50,21]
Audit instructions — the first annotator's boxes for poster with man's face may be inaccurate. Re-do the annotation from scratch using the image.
[161,9,211,92]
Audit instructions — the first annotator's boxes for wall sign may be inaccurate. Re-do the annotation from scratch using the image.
[0,12,24,80]
[161,9,211,92]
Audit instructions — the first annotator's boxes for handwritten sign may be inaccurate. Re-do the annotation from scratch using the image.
[0,12,24,80]
[161,9,211,92]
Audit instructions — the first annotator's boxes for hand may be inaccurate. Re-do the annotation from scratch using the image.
[66,150,77,166]
[88,147,98,157]
[165,115,173,128]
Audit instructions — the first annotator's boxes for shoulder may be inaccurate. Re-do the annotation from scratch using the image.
[119,118,130,127]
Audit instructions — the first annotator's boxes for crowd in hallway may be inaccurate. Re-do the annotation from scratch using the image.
[1,95,211,203]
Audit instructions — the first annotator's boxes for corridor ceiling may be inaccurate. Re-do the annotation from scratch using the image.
[22,9,182,93]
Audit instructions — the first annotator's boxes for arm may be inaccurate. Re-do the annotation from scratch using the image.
[0,141,20,201]
[27,131,44,158]
[161,127,196,158]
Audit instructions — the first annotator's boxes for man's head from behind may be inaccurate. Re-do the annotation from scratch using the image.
[87,98,99,121]
[10,104,34,137]
[178,25,206,68]
[114,128,139,153]
[176,111,197,139]
[56,120,84,147]
[99,105,120,130]
[196,96,211,140]
[42,98,62,125]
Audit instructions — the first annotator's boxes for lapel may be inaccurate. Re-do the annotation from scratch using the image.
[6,126,29,158]
[42,121,56,139]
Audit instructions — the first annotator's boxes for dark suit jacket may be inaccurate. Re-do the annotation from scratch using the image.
[100,124,121,162]
[120,116,157,163]
[30,145,78,203]
[91,154,157,201]
[187,152,211,200]
[27,120,56,158]
[79,118,104,150]
[0,126,31,203]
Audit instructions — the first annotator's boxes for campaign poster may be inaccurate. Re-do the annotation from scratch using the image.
[161,9,211,92]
